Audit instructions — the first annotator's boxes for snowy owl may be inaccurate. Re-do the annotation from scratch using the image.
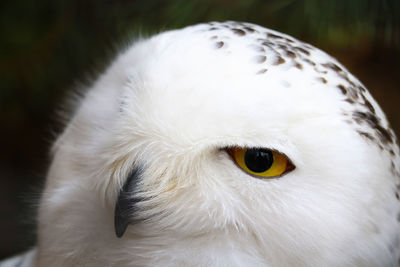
[2,21,400,267]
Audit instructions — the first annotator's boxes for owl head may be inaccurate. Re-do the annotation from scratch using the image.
[37,22,400,266]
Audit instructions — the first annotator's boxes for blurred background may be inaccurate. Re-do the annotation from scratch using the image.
[0,0,399,260]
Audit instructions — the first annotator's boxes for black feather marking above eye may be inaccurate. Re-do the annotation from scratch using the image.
[114,168,142,238]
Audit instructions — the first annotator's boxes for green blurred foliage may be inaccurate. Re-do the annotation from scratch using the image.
[0,0,399,259]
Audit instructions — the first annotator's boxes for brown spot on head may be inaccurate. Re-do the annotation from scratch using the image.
[232,28,246,36]
[261,41,274,49]
[303,58,316,66]
[357,131,375,142]
[377,126,394,145]
[210,35,218,39]
[317,77,327,84]
[353,111,394,144]
[273,56,285,65]
[322,62,343,73]
[284,37,294,43]
[295,62,303,70]
[215,41,224,48]
[294,46,310,56]
[285,51,296,58]
[278,44,287,50]
[337,85,347,95]
[243,26,255,33]
[345,98,355,104]
[267,33,284,39]
[363,98,376,114]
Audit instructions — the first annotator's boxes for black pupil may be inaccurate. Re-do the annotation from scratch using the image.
[244,148,273,173]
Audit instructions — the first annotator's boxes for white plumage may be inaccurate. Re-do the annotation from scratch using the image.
[6,21,400,266]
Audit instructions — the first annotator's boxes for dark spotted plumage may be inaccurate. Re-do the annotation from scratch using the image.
[205,21,399,175]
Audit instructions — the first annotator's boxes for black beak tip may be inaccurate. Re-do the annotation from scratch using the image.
[114,215,129,238]
[113,168,142,238]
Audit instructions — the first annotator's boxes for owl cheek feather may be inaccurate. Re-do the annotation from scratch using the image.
[114,168,142,238]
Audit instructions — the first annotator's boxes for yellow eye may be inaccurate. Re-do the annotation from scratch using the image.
[227,147,294,178]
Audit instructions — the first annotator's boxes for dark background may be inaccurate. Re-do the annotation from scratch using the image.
[1,0,399,260]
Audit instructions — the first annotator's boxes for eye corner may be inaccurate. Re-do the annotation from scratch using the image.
[284,156,296,173]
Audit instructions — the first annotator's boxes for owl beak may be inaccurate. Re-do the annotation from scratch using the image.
[114,168,141,238]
